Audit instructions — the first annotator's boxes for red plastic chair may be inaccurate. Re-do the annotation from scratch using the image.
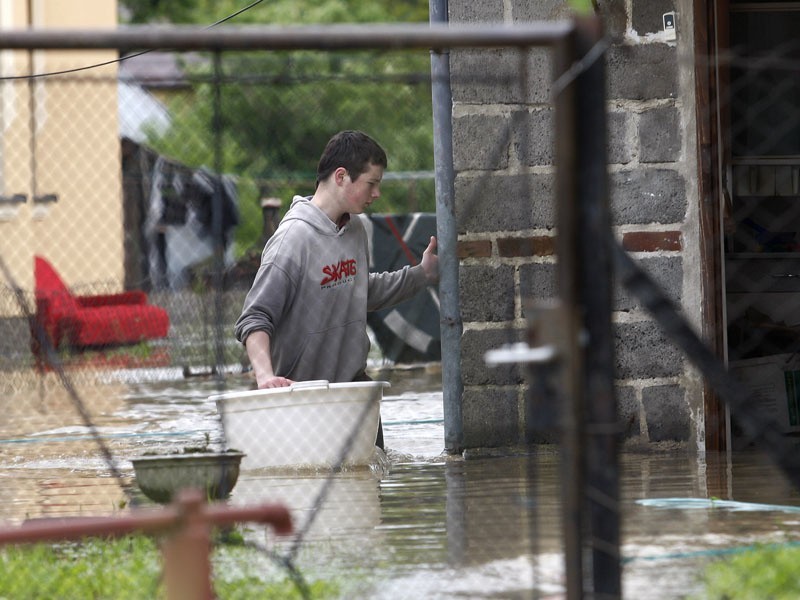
[33,256,170,352]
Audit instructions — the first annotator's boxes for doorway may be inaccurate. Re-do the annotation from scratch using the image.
[710,1,800,447]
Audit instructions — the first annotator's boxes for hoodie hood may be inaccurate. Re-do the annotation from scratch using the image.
[282,195,344,235]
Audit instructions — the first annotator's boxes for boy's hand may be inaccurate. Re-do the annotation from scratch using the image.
[259,375,294,389]
[421,236,439,284]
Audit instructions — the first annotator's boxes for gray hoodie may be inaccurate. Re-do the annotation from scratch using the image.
[234,196,429,382]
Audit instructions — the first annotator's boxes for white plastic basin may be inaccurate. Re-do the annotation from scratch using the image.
[210,380,389,470]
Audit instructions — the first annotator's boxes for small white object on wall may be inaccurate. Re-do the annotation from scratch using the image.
[663,11,677,42]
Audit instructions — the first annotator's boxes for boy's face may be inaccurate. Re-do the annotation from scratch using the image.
[340,163,384,214]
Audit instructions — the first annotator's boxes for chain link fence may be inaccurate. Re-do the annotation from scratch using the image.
[0,24,551,599]
[0,45,436,381]
[1,11,800,599]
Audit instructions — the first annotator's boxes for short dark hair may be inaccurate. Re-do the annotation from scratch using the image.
[316,130,387,187]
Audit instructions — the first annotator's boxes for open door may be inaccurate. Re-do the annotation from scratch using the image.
[703,0,800,450]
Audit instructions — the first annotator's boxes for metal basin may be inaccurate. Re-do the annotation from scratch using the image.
[131,451,245,504]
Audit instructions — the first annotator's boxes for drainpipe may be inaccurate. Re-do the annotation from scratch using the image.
[429,0,463,453]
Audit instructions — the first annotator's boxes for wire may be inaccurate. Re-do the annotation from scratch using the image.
[0,0,265,82]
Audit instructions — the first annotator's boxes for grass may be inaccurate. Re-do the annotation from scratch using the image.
[0,533,340,599]
[695,542,800,599]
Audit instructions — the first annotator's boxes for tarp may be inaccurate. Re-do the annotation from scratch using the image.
[360,213,441,363]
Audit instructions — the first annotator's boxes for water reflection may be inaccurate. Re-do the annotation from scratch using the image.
[1,366,800,599]
[234,469,385,567]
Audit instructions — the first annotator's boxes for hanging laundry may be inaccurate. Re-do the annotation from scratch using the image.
[140,154,240,290]
[184,167,240,246]
[144,156,187,289]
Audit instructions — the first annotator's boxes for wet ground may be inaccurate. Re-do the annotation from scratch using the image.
[1,364,800,599]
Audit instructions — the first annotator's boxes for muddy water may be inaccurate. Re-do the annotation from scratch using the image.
[1,365,800,599]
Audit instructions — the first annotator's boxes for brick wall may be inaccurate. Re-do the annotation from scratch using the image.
[449,0,698,449]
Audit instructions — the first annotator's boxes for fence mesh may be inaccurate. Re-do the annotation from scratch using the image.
[0,11,799,600]
[0,38,456,599]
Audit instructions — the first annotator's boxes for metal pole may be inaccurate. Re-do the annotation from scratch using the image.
[429,0,463,454]
[161,491,214,600]
[0,23,574,53]
[573,18,620,598]
[211,50,227,387]
[0,490,293,600]
[552,22,585,600]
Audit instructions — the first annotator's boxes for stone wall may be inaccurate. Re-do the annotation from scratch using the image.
[449,0,700,450]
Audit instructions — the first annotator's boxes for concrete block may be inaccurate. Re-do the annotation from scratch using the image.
[519,262,557,300]
[512,0,572,21]
[595,0,629,42]
[455,172,555,234]
[513,0,626,42]
[614,320,684,379]
[614,255,682,311]
[462,386,522,448]
[449,0,505,23]
[606,44,677,100]
[461,327,525,386]
[450,48,552,105]
[642,384,690,441]
[610,168,686,225]
[639,106,682,163]
[607,111,633,165]
[616,385,641,438]
[460,264,516,322]
[453,113,511,171]
[632,0,675,36]
[517,108,555,167]
[525,378,560,443]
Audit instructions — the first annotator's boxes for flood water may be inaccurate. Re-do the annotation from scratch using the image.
[1,364,800,599]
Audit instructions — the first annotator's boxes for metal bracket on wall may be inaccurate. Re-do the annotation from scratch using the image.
[484,300,567,367]
[0,194,27,222]
[31,193,58,221]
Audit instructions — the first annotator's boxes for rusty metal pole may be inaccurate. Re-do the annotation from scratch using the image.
[0,489,293,598]
[161,490,214,600]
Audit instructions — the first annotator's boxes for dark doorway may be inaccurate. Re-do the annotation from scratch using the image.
[717,1,800,447]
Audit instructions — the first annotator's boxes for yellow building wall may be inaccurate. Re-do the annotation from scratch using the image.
[1,0,121,315]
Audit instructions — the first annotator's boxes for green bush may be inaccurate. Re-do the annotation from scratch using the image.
[695,542,800,599]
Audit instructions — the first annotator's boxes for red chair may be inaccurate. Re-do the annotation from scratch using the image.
[33,256,170,352]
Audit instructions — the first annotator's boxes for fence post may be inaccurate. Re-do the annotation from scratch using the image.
[161,490,214,600]
[553,19,585,600]
[573,17,620,599]
[429,0,465,454]
[553,15,619,599]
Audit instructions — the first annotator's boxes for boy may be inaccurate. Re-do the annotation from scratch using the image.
[235,131,438,446]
